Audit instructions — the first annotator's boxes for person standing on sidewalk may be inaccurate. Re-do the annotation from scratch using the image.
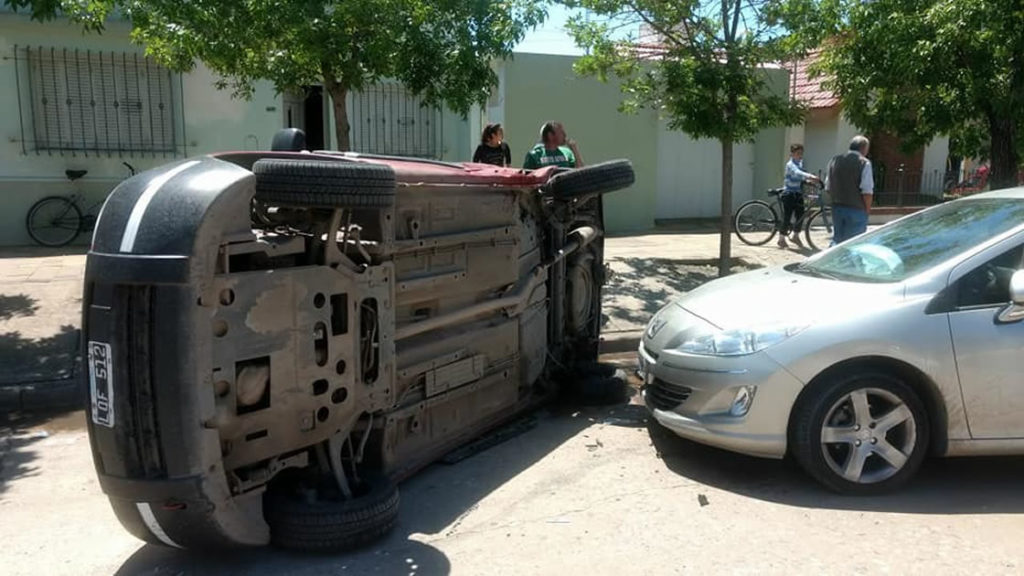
[825,135,874,244]
[778,143,820,248]
[473,123,512,167]
[523,122,584,169]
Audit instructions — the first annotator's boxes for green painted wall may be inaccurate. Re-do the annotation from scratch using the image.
[501,53,659,234]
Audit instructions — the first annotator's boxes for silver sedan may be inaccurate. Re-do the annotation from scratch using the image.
[639,189,1024,494]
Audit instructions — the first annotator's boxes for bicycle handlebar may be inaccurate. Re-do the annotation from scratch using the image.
[122,162,136,176]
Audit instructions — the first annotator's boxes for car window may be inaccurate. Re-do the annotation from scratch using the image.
[796,198,1024,283]
[955,245,1024,308]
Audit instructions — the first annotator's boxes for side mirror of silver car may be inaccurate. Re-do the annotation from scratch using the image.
[997,269,1024,324]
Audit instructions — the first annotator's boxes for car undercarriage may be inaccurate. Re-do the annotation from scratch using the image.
[83,142,634,550]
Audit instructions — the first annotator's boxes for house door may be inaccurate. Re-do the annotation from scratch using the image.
[282,87,326,150]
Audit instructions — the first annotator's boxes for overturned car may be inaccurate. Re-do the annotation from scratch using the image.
[83,132,634,551]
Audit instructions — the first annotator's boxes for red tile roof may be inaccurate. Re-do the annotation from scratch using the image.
[791,50,839,109]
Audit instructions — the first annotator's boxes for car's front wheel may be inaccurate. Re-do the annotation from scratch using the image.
[791,372,929,494]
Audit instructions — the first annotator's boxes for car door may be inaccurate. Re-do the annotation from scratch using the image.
[947,241,1024,438]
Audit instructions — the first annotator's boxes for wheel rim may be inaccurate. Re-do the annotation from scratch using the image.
[819,387,916,484]
[28,199,81,246]
[805,210,833,252]
[568,258,595,333]
[735,203,777,245]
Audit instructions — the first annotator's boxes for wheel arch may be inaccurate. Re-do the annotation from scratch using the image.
[787,356,949,457]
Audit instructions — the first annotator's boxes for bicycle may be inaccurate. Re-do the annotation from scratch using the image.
[26,162,137,247]
[733,180,834,252]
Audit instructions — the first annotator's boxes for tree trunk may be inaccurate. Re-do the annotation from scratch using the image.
[719,138,733,277]
[323,78,351,152]
[988,115,1018,190]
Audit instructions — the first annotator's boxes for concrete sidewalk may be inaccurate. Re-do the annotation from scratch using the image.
[0,232,806,409]
[0,248,87,409]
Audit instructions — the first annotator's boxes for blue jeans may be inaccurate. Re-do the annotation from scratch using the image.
[831,205,868,245]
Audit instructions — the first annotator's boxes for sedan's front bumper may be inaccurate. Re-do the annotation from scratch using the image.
[639,341,806,459]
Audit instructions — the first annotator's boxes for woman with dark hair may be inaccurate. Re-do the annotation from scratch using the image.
[473,123,512,167]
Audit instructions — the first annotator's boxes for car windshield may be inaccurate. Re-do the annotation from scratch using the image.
[796,197,1024,283]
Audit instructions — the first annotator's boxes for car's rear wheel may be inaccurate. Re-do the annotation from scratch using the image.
[791,372,929,494]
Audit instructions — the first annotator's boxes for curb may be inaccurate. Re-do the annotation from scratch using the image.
[599,330,642,355]
[0,377,81,412]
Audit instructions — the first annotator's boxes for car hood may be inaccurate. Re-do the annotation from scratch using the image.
[671,265,904,331]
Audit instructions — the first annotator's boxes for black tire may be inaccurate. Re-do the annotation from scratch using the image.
[791,371,929,495]
[733,200,778,246]
[264,473,400,551]
[804,208,834,252]
[253,159,396,209]
[544,160,635,200]
[26,196,82,247]
[567,367,630,406]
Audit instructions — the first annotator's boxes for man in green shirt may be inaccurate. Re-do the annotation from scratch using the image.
[523,122,584,170]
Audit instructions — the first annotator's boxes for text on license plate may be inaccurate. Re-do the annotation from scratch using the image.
[89,341,115,428]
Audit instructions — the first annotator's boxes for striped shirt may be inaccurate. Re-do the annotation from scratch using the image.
[785,158,815,193]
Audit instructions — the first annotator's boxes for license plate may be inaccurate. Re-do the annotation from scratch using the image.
[88,341,115,428]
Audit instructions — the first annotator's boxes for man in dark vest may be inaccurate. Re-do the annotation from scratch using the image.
[825,135,875,244]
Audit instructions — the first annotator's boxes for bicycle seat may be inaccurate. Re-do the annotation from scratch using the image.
[767,187,784,196]
[65,169,88,181]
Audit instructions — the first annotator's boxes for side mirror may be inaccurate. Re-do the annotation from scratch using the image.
[997,270,1024,324]
[1011,269,1024,305]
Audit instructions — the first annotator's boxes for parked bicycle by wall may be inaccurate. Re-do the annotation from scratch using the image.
[733,180,834,252]
[26,162,137,247]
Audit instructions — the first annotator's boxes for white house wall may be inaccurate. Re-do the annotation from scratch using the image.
[921,136,950,194]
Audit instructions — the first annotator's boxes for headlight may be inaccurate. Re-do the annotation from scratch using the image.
[676,324,807,356]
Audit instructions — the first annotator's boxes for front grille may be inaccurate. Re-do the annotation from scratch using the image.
[646,378,692,411]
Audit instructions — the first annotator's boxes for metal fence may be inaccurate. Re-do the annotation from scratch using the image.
[814,165,949,207]
[8,45,184,158]
[872,166,948,207]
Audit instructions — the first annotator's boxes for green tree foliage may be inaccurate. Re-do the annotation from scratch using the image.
[5,0,545,151]
[565,0,803,275]
[3,0,112,31]
[777,0,1024,189]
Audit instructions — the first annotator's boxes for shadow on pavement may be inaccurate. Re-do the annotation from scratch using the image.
[114,407,601,576]
[0,409,85,498]
[0,294,39,321]
[0,325,80,386]
[649,422,1024,514]
[602,257,754,328]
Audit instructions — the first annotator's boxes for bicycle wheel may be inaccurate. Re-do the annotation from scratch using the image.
[804,208,834,252]
[26,196,82,247]
[733,200,778,246]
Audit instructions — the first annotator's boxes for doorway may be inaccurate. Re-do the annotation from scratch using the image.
[282,86,327,150]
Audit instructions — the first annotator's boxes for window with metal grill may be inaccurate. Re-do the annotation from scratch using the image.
[23,46,177,155]
[349,83,442,159]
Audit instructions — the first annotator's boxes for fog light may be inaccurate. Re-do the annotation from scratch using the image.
[729,386,757,416]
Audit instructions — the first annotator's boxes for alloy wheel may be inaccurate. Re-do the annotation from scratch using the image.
[819,387,917,484]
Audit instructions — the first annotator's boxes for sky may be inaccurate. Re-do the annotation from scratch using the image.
[516,4,585,55]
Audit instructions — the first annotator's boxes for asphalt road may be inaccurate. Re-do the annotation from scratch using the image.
[3,376,1024,576]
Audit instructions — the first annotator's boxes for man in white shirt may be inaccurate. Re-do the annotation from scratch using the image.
[825,135,874,244]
